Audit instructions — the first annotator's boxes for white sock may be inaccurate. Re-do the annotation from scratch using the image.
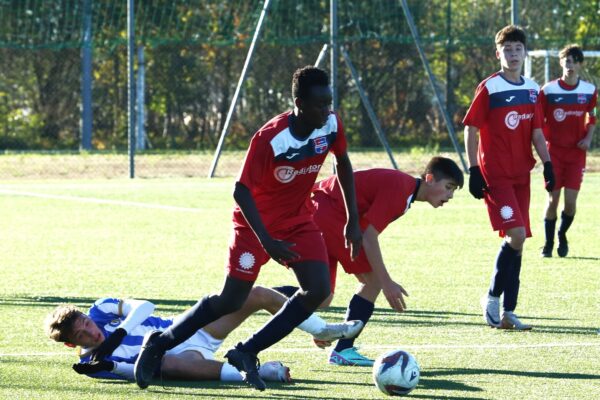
[220,363,243,382]
[297,313,326,335]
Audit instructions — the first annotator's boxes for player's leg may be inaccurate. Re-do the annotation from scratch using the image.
[500,180,532,330]
[541,189,561,257]
[330,271,377,367]
[482,183,525,328]
[557,188,578,257]
[134,277,254,389]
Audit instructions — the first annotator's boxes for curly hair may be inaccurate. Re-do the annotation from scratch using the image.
[44,304,84,343]
[291,66,329,100]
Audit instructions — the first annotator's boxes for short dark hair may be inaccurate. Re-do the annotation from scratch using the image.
[292,66,329,100]
[495,25,527,48]
[559,44,584,63]
[422,156,464,188]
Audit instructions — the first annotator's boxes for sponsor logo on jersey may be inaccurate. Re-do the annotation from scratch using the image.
[274,164,322,183]
[313,136,328,154]
[505,95,516,103]
[500,205,514,220]
[577,93,587,104]
[554,97,563,102]
[286,152,300,159]
[109,319,121,327]
[553,108,584,122]
[528,89,537,103]
[504,111,534,130]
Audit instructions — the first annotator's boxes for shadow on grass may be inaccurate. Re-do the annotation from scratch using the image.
[567,256,600,261]
[423,367,600,380]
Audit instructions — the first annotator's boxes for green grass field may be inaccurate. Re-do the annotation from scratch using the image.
[1,172,598,399]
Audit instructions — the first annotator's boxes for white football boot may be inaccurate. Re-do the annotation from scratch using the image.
[500,311,532,330]
[480,295,501,328]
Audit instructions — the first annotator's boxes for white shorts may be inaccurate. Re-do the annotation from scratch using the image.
[165,326,223,360]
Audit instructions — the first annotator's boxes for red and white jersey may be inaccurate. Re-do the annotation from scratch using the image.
[540,78,597,149]
[312,169,418,233]
[463,72,543,182]
[234,111,347,231]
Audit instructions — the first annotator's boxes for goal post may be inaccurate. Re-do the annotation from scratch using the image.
[525,50,600,85]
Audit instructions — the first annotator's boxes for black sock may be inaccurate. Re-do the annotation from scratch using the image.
[272,285,300,298]
[544,218,556,244]
[503,253,521,312]
[334,294,374,353]
[489,242,518,297]
[237,294,312,355]
[155,296,219,351]
[558,211,574,238]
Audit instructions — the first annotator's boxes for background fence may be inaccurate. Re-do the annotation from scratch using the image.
[1,0,599,178]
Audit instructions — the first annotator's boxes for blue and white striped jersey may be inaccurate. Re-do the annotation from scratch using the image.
[78,297,173,379]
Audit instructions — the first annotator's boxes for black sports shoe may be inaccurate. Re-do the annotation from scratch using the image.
[557,233,568,257]
[225,344,266,391]
[134,331,165,389]
[540,241,553,258]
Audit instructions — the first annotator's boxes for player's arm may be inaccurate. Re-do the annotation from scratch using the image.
[233,182,299,264]
[464,125,487,199]
[91,299,155,361]
[362,224,408,312]
[72,360,133,380]
[578,99,597,151]
[532,127,555,192]
[333,151,362,260]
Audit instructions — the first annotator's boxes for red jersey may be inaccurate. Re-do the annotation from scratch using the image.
[463,72,543,182]
[234,111,347,231]
[312,169,418,233]
[540,78,597,149]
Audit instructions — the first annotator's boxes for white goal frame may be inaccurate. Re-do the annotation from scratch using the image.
[525,50,600,85]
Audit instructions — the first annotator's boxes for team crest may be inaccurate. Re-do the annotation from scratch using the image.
[577,93,587,104]
[313,136,328,154]
[528,89,537,103]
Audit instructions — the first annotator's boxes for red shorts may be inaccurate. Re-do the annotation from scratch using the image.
[226,221,328,282]
[484,174,531,238]
[549,146,586,191]
[312,193,371,292]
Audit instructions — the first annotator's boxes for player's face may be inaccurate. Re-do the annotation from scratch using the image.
[298,85,333,129]
[426,177,457,208]
[496,41,526,73]
[560,55,581,78]
[68,316,105,348]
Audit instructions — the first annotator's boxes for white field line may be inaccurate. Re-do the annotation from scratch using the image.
[2,342,599,357]
[0,188,203,213]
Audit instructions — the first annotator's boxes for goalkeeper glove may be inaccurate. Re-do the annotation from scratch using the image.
[91,328,127,361]
[72,360,115,375]
[543,161,555,192]
[468,166,488,199]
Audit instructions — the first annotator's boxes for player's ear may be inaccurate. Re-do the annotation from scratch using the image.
[294,96,303,109]
[424,173,434,184]
[64,342,76,348]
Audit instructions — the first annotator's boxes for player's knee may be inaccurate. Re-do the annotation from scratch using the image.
[211,294,245,315]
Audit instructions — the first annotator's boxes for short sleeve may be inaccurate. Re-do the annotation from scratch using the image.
[330,114,347,155]
[237,133,271,189]
[463,85,489,128]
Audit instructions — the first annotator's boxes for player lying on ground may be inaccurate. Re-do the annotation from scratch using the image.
[274,157,464,366]
[45,285,362,382]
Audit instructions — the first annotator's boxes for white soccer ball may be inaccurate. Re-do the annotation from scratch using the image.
[372,349,420,396]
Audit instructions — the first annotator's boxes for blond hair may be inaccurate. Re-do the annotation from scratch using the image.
[44,304,85,343]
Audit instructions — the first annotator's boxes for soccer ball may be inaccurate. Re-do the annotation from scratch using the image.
[372,349,420,396]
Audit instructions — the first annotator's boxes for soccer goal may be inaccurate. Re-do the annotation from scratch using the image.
[525,49,600,86]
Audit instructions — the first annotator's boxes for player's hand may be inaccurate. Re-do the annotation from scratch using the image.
[468,166,488,199]
[344,221,362,261]
[91,328,126,361]
[262,237,299,265]
[382,280,409,312]
[72,360,115,375]
[577,137,591,151]
[543,161,555,193]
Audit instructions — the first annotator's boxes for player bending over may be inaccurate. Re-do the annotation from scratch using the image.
[274,157,464,366]
[45,285,362,383]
